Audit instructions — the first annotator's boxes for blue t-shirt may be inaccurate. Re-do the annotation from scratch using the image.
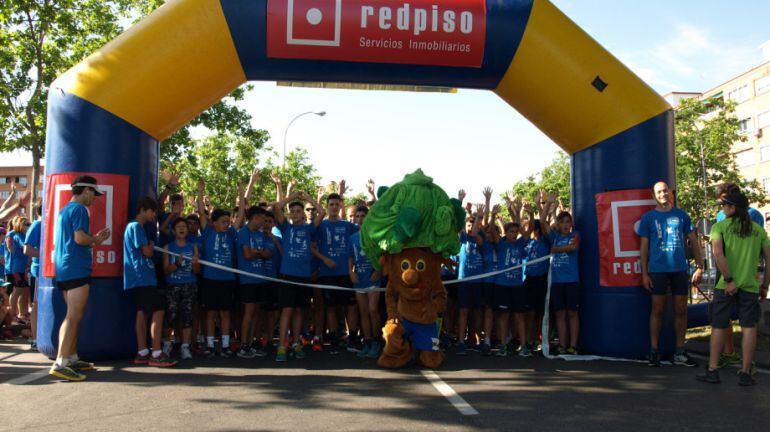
[2,235,10,274]
[123,221,157,289]
[525,237,551,277]
[24,221,42,278]
[317,219,358,277]
[549,230,580,283]
[638,208,693,273]
[716,207,764,227]
[0,242,6,277]
[265,233,281,278]
[165,240,197,285]
[54,202,93,282]
[459,232,485,278]
[441,254,458,281]
[6,231,28,274]
[201,225,237,281]
[481,240,499,283]
[237,226,271,285]
[495,237,527,286]
[278,221,317,278]
[349,231,376,288]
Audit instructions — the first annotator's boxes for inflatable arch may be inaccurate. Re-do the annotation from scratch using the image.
[39,0,677,360]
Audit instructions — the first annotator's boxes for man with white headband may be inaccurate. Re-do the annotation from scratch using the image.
[49,175,111,381]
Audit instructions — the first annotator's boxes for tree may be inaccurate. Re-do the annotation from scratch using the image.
[509,151,571,207]
[675,97,766,228]
[0,0,128,214]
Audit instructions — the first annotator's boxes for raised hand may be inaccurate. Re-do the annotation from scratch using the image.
[482,186,492,201]
[522,201,533,214]
[197,179,205,195]
[270,171,282,185]
[464,201,473,214]
[458,189,466,202]
[504,191,514,205]
[10,180,17,194]
[366,179,376,196]
[250,167,260,182]
[475,203,485,215]
[316,185,325,202]
[339,179,348,196]
[491,204,501,214]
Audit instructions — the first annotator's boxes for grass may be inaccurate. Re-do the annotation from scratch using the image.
[687,324,770,351]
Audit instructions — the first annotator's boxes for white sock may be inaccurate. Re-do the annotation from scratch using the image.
[484,336,491,345]
[152,350,162,358]
[181,343,190,349]
[69,354,79,363]
[206,336,215,348]
[55,357,70,368]
[222,335,230,348]
[138,348,150,357]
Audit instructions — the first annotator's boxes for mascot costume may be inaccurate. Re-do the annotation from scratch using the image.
[360,169,464,369]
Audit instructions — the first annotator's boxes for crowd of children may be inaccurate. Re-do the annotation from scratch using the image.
[118,172,582,366]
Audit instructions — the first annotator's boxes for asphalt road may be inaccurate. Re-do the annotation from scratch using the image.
[2,340,768,432]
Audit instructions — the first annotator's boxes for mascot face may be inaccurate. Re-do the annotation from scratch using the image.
[382,248,443,301]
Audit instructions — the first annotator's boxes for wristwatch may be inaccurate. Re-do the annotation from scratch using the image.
[724,276,733,283]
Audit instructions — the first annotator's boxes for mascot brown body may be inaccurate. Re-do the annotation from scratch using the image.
[359,169,464,369]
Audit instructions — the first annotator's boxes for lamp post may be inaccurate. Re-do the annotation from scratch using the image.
[282,111,326,167]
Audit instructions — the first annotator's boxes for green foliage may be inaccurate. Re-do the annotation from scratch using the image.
[675,97,766,226]
[509,151,571,206]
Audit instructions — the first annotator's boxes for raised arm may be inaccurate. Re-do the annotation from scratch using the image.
[158,170,180,210]
[233,183,246,229]
[270,171,285,203]
[366,179,377,205]
[197,179,208,229]
[482,187,492,226]
[273,191,298,226]
[244,168,260,206]
[338,179,348,220]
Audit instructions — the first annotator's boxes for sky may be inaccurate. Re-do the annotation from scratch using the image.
[3,0,770,205]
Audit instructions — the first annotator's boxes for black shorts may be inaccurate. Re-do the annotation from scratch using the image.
[710,289,761,329]
[442,275,458,300]
[551,282,580,311]
[261,283,280,311]
[320,275,355,306]
[240,283,263,304]
[133,285,166,315]
[649,271,689,296]
[278,275,312,309]
[492,284,530,312]
[55,277,90,291]
[525,274,548,315]
[30,276,37,302]
[200,279,235,311]
[7,272,28,288]
[458,281,488,309]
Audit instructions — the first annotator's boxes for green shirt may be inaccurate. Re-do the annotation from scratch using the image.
[710,218,770,293]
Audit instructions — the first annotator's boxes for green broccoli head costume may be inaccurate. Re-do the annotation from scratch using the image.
[360,169,465,269]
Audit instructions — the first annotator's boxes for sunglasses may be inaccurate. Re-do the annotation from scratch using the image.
[305,208,316,212]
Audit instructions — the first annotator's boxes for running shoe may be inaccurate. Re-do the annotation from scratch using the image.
[292,343,306,359]
[220,346,234,358]
[566,346,579,356]
[311,336,324,352]
[673,351,698,367]
[162,341,173,356]
[204,346,217,359]
[180,345,193,360]
[494,344,507,357]
[479,342,491,356]
[276,346,287,362]
[736,362,757,377]
[134,352,151,364]
[551,346,566,356]
[696,368,721,384]
[717,352,741,369]
[357,342,371,358]
[49,365,86,382]
[252,342,268,358]
[518,345,533,357]
[237,346,256,359]
[648,351,661,367]
[738,371,757,386]
[467,342,480,353]
[366,340,382,359]
[149,352,178,367]
[29,340,38,352]
[455,342,467,356]
[70,360,95,371]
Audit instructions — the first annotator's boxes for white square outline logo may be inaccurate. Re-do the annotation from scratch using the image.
[52,184,114,251]
[286,0,342,47]
[610,199,656,258]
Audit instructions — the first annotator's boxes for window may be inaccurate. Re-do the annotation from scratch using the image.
[759,110,770,129]
[762,146,770,161]
[728,85,750,103]
[0,191,9,199]
[757,75,770,95]
[704,91,724,113]
[738,118,752,134]
[735,149,754,167]
[0,178,5,185]
[18,176,27,186]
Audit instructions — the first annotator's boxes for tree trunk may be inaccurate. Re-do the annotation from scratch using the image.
[31,142,41,217]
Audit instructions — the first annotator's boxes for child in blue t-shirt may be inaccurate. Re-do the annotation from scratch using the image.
[348,205,382,358]
[542,207,580,355]
[124,197,176,367]
[456,212,485,355]
[5,217,29,322]
[273,189,325,362]
[495,222,529,356]
[524,219,551,350]
[163,217,200,361]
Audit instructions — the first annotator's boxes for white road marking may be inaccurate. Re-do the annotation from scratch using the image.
[3,368,51,385]
[421,370,479,416]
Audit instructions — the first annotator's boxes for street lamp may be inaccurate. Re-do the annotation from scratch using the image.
[282,111,326,167]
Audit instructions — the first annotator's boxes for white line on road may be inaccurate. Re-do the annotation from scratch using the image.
[3,368,50,385]
[421,370,479,416]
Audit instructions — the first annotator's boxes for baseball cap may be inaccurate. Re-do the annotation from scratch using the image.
[71,175,104,196]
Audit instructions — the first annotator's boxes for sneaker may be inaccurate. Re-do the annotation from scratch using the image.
[292,343,306,359]
[566,347,578,356]
[69,360,96,371]
[252,343,268,358]
[480,342,492,356]
[717,352,742,369]
[180,345,193,360]
[220,346,233,358]
[648,351,661,367]
[673,351,698,367]
[519,344,533,357]
[456,342,467,356]
[237,346,256,359]
[738,371,757,386]
[357,342,371,358]
[149,352,178,367]
[49,365,86,382]
[696,368,721,384]
[134,352,151,364]
[552,346,566,356]
[735,362,758,377]
[366,340,382,358]
[312,337,324,352]
[347,337,363,353]
[204,346,217,359]
[29,340,38,351]
[162,341,173,356]
[467,342,480,352]
[494,344,508,357]
[275,346,287,362]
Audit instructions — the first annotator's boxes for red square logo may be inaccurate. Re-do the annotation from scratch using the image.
[43,173,129,278]
[287,0,341,45]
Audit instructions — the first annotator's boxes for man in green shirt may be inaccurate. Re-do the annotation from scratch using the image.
[697,190,770,386]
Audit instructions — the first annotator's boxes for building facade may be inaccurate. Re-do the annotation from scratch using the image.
[0,166,44,216]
